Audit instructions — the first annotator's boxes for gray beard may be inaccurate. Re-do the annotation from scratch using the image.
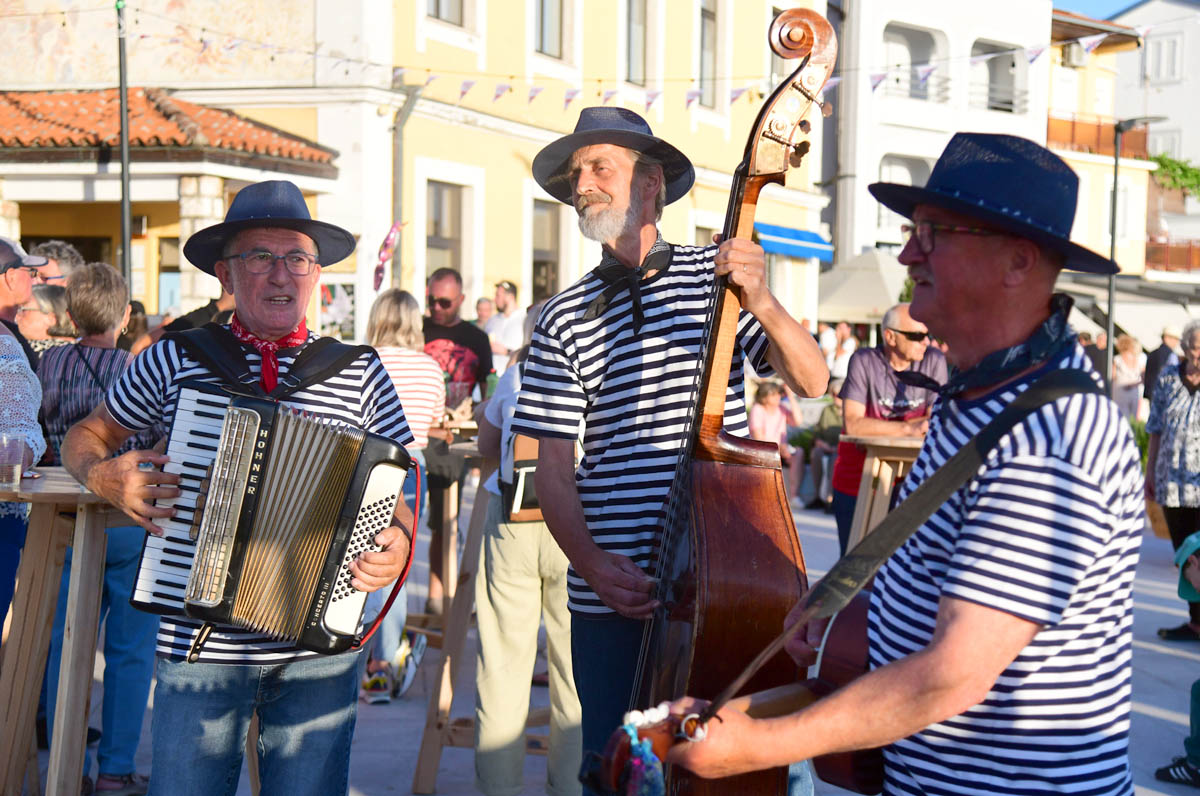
[577,191,644,243]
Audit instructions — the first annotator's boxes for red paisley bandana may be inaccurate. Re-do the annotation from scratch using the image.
[229,314,309,393]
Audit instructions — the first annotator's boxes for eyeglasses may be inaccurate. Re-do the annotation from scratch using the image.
[900,221,1007,255]
[16,306,44,315]
[887,328,929,343]
[427,296,455,310]
[227,249,318,275]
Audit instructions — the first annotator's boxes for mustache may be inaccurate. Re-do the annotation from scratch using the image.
[574,192,613,212]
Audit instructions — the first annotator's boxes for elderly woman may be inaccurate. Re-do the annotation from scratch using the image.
[0,322,46,631]
[39,262,156,795]
[360,288,445,701]
[1146,319,1200,643]
[18,284,75,354]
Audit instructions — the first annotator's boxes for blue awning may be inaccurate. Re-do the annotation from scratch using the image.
[754,222,833,262]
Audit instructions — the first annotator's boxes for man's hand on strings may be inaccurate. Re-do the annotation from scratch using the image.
[712,235,772,316]
[783,598,829,670]
[578,550,659,619]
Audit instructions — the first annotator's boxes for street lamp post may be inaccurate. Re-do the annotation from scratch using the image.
[1106,115,1166,393]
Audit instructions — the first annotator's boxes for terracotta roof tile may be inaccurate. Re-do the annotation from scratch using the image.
[0,88,334,164]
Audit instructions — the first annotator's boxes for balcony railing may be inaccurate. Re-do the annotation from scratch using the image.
[880,72,951,103]
[1146,239,1200,272]
[967,80,1028,114]
[1047,113,1151,159]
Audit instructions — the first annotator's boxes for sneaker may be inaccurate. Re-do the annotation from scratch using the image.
[1156,756,1200,787]
[1158,623,1200,642]
[95,773,149,795]
[393,632,427,698]
[362,667,393,704]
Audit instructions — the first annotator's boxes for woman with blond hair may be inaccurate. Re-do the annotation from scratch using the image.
[1112,333,1143,419]
[360,288,445,701]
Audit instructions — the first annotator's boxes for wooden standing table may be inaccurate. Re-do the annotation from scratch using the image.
[841,435,924,550]
[0,468,118,796]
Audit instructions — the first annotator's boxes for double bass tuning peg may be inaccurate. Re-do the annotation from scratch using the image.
[789,140,811,168]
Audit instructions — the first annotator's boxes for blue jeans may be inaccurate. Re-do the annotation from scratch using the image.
[0,512,27,632]
[46,526,158,776]
[363,448,426,664]
[832,488,857,556]
[570,614,813,796]
[150,651,361,796]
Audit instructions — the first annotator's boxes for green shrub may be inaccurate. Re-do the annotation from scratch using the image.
[1128,417,1148,470]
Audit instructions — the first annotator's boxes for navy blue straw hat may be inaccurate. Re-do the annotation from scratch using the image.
[869,133,1117,275]
[183,180,356,275]
[533,107,695,206]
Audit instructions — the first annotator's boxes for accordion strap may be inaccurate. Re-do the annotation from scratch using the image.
[165,324,373,399]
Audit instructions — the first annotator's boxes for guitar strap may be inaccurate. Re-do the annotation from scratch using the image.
[700,366,1103,721]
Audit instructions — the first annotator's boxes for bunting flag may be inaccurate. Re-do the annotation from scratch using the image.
[1026,45,1046,64]
[730,86,751,104]
[970,52,999,65]
[602,89,618,104]
[870,71,888,91]
[821,76,841,92]
[685,89,702,108]
[459,79,475,101]
[392,66,405,82]
[493,83,511,102]
[529,85,544,104]
[644,89,662,111]
[564,87,580,110]
[916,63,938,85]
[424,72,438,87]
[1079,32,1108,53]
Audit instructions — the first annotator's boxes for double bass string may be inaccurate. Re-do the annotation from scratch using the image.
[628,256,730,709]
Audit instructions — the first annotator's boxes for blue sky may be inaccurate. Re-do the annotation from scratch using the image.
[1056,0,1137,20]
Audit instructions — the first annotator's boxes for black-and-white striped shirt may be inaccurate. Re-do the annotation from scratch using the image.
[511,243,772,613]
[871,346,1141,795]
[106,331,413,664]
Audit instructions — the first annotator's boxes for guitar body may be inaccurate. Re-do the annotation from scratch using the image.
[807,592,884,794]
[636,431,808,795]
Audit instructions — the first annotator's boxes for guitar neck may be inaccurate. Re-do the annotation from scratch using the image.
[730,681,822,719]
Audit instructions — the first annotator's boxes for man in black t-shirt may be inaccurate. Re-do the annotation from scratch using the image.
[422,267,492,611]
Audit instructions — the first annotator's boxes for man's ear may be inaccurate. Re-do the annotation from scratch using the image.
[213,260,235,295]
[1000,237,1043,287]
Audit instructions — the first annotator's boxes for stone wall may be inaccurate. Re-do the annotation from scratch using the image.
[177,175,225,312]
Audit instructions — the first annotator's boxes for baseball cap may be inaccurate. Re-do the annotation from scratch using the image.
[496,280,518,297]
[1163,325,1182,339]
[1175,530,1200,602]
[0,236,48,273]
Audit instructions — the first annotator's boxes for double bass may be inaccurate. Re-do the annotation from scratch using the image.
[623,9,838,795]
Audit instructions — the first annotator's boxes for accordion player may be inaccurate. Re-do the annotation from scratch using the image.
[131,380,412,658]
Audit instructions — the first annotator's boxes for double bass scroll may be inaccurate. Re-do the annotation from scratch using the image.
[626,8,837,796]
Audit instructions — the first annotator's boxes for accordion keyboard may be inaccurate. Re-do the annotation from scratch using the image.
[131,386,233,613]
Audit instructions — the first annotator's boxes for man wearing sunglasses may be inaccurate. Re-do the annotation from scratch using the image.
[669,134,1143,796]
[828,302,945,553]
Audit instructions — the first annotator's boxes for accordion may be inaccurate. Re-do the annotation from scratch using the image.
[131,381,412,656]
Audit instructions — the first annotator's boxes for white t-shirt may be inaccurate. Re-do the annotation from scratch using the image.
[485,309,527,375]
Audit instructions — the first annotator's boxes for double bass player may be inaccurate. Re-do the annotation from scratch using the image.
[509,107,828,793]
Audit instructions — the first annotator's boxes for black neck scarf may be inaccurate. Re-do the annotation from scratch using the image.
[896,293,1077,398]
[582,236,673,334]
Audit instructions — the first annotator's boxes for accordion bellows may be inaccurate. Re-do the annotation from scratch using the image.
[132,382,412,656]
